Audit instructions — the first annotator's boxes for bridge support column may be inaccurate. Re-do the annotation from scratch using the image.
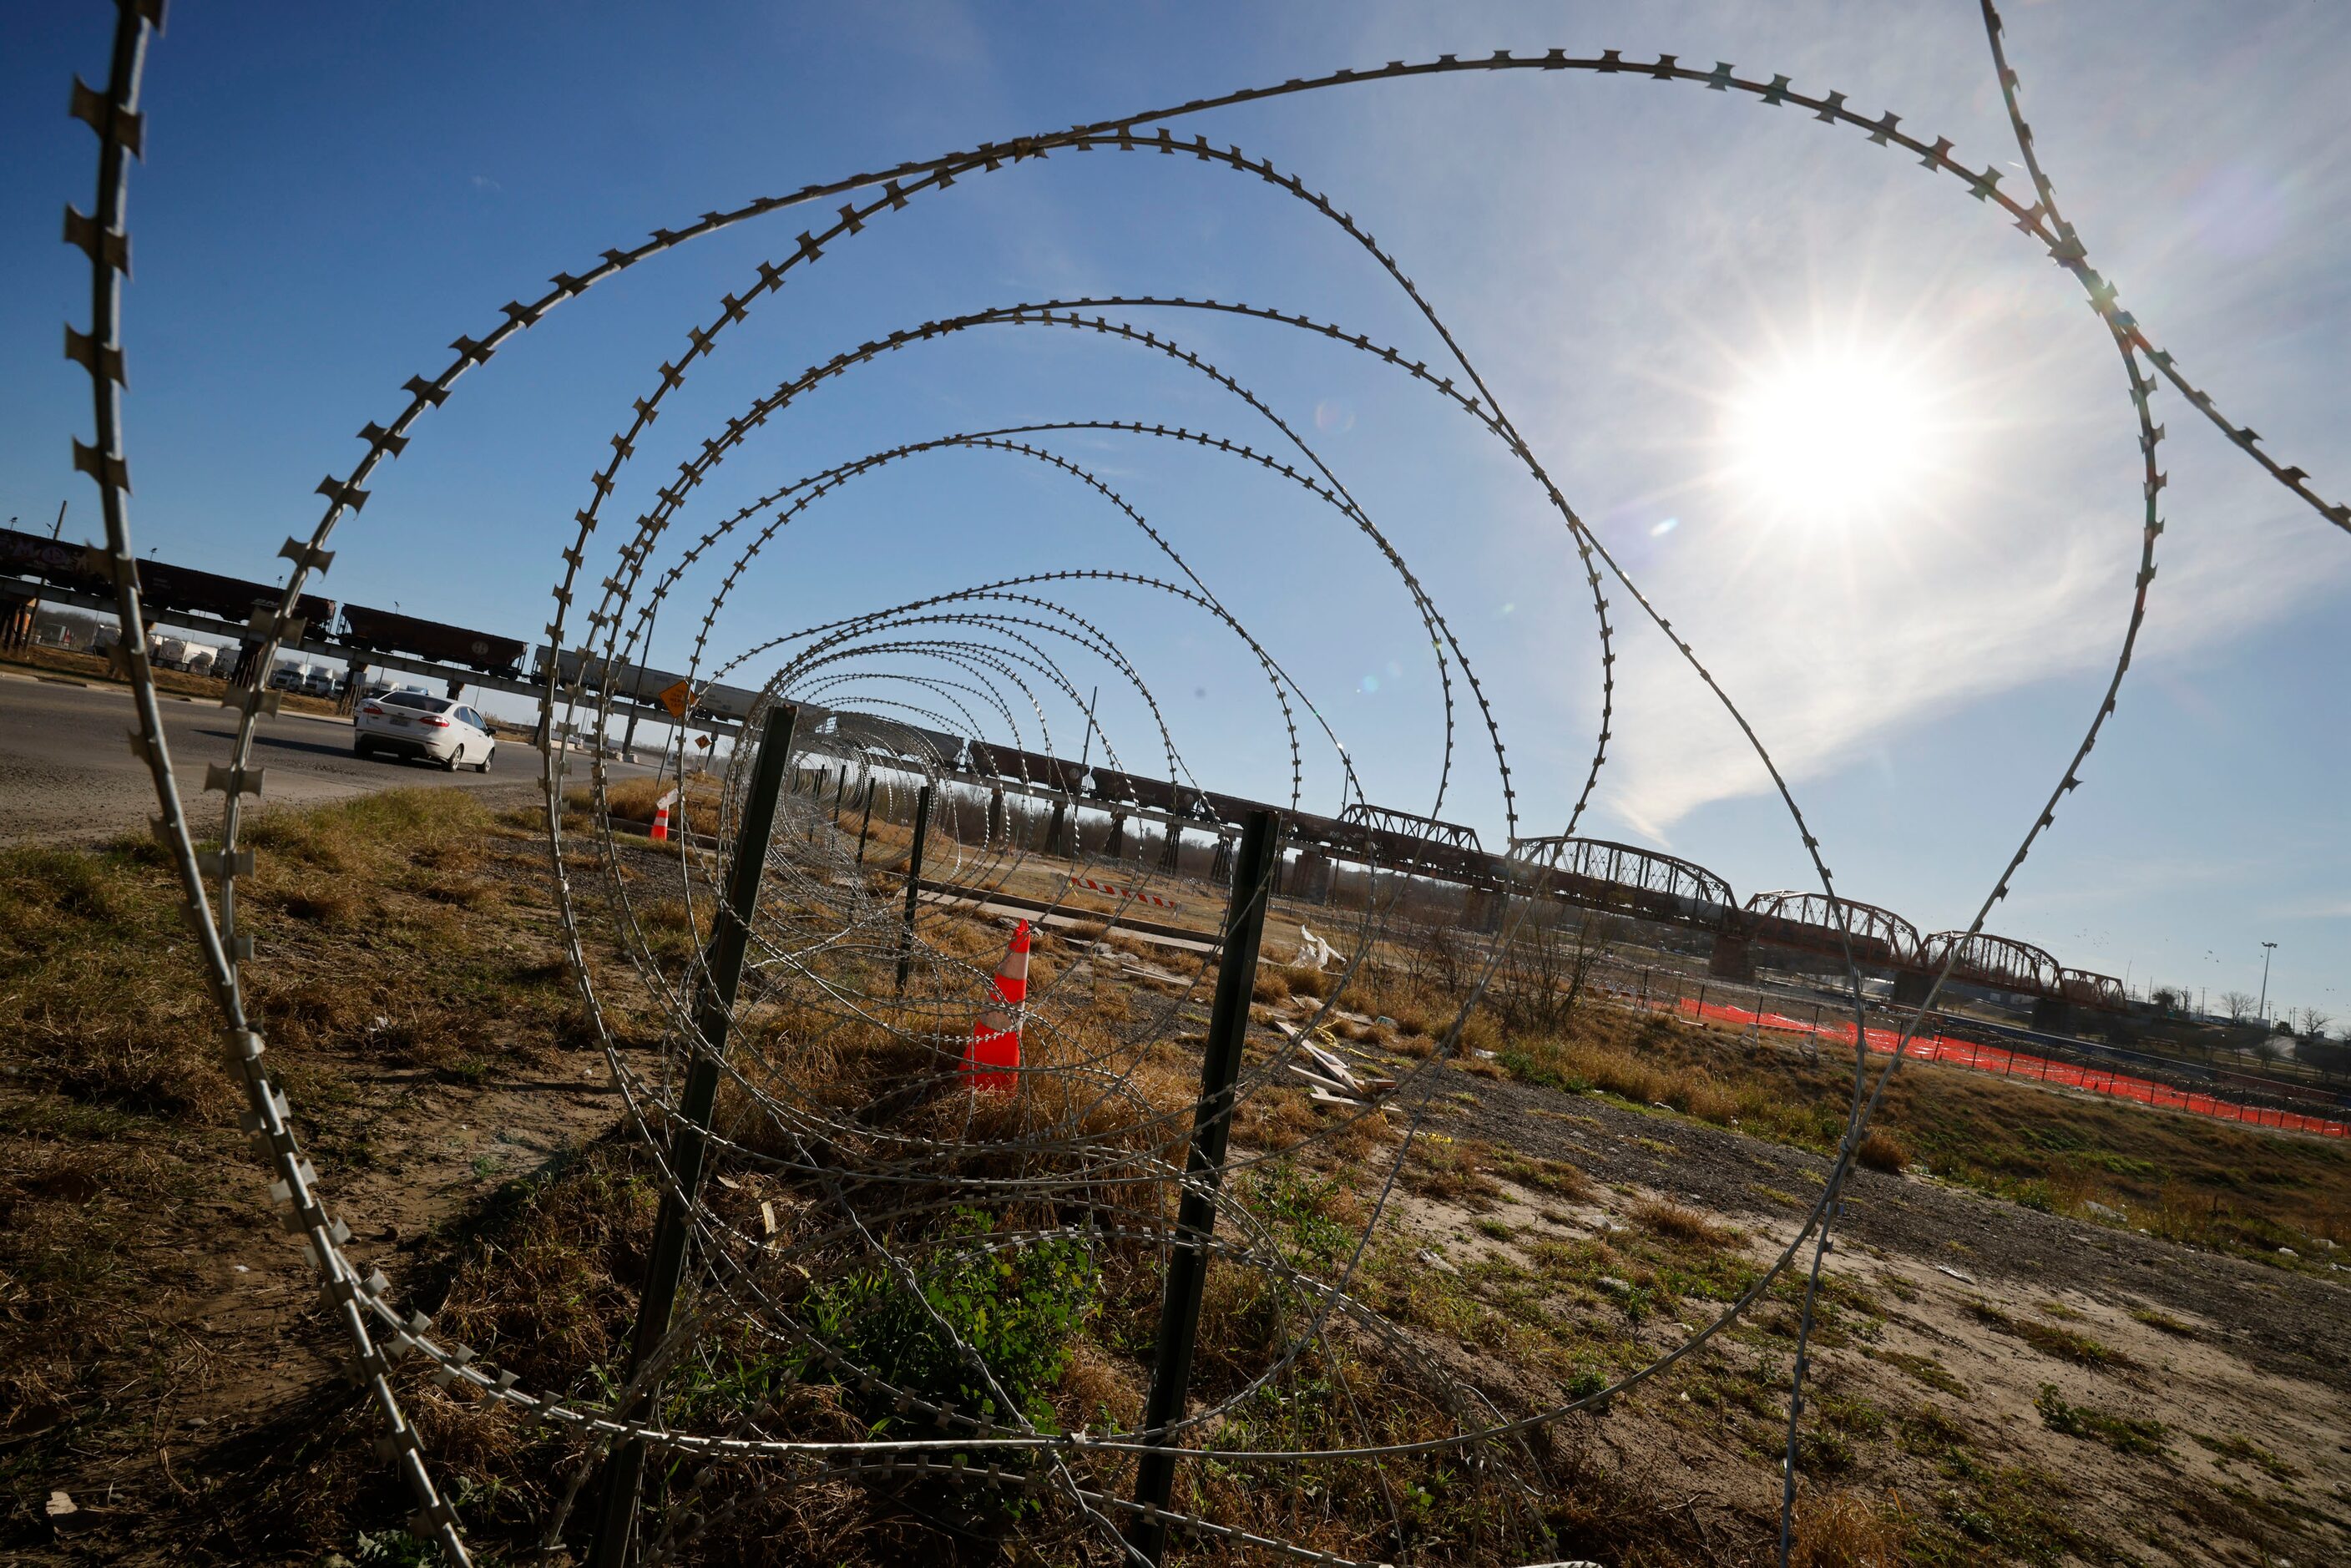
[1211,834,1235,886]
[1105,811,1128,860]
[1463,887,1507,934]
[1293,849,1332,906]
[1893,969,1934,1009]
[2030,995,2074,1035]
[1707,931,1755,980]
[987,787,1005,846]
[1159,824,1183,873]
[1046,800,1069,857]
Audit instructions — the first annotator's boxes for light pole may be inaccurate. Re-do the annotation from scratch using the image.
[2257,940,2278,1024]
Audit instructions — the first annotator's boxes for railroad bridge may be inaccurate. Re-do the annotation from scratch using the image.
[946,743,2134,1027]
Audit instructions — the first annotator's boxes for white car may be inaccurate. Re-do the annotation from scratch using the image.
[354,690,496,771]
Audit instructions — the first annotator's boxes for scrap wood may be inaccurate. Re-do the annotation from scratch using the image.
[1286,1063,1355,1095]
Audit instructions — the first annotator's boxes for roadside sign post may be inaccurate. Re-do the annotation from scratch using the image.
[587,701,796,1568]
[1129,807,1280,1564]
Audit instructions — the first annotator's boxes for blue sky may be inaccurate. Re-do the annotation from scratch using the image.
[5,2,2344,1020]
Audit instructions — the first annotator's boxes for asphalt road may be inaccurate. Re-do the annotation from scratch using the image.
[0,672,645,845]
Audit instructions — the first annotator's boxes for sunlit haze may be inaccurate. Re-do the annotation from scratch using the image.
[1725,348,1937,529]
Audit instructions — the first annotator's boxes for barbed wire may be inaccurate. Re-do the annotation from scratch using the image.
[59,3,2344,1564]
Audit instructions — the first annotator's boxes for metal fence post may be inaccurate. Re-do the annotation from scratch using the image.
[895,782,934,994]
[1129,807,1280,1564]
[856,777,876,864]
[587,701,796,1568]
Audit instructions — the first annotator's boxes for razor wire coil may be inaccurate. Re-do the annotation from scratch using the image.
[60,3,2346,1563]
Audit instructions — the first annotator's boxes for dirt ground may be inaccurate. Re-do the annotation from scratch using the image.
[1443,1061,2351,1399]
[7,809,2348,1565]
[1319,1044,2351,1566]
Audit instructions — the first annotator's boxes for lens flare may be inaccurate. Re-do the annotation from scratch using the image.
[1727,349,1934,526]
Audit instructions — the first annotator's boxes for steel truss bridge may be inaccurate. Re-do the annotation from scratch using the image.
[872,742,2131,1017]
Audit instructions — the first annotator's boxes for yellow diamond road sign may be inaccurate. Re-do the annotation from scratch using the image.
[656,679,693,720]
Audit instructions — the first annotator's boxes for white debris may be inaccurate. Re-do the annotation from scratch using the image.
[2086,1201,2123,1222]
[1935,1264,1976,1285]
[45,1490,75,1520]
[1302,1040,1363,1093]
[1289,924,1338,972]
[1415,1247,1462,1277]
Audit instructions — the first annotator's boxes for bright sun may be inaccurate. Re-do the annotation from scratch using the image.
[1726,350,1935,526]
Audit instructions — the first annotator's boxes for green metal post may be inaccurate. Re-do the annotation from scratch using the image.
[895,782,933,994]
[1129,808,1280,1562]
[586,701,796,1568]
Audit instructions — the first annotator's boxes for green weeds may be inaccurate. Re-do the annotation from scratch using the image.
[2035,1383,2170,1457]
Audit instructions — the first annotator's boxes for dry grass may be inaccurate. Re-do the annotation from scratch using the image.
[1791,1487,1907,1567]
[1467,979,2350,1257]
[436,1137,659,1387]
[1499,1027,1743,1128]
[1631,1197,1735,1249]
[1281,962,1337,1000]
[16,796,2333,1565]
[6,645,342,714]
[590,771,722,829]
[0,790,635,1560]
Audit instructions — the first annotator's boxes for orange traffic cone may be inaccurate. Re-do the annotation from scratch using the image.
[650,787,678,844]
[963,920,1030,1093]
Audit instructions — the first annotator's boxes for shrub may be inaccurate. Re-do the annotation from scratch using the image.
[1854,1129,1908,1174]
[796,1211,1100,1429]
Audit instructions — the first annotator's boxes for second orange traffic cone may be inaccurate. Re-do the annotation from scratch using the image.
[963,920,1030,1093]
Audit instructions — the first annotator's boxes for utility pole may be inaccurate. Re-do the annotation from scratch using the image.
[2257,941,2278,1023]
[52,499,68,539]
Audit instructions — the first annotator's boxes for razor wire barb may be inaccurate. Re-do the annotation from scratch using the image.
[63,2,2346,1564]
